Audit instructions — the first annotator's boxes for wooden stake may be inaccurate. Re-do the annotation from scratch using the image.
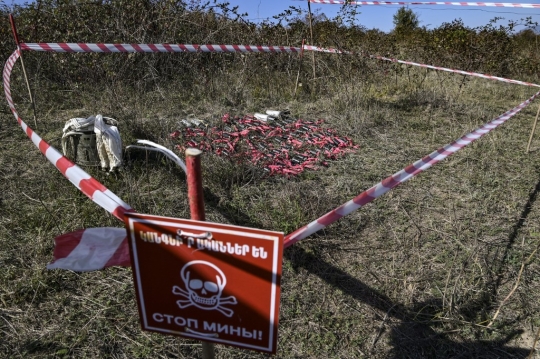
[307,0,316,79]
[185,148,214,359]
[293,39,306,98]
[9,14,38,129]
[526,101,540,153]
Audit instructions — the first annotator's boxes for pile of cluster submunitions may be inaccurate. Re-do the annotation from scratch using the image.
[170,111,359,176]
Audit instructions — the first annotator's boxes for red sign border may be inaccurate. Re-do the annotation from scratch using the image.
[124,212,283,353]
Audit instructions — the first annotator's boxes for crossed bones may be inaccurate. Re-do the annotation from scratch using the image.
[172,285,237,317]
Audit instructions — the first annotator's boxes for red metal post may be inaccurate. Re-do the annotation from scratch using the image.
[186,148,205,221]
[185,148,214,359]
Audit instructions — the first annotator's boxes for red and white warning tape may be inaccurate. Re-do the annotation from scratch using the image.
[283,88,540,248]
[309,0,540,8]
[302,44,540,88]
[19,42,540,88]
[3,50,133,220]
[20,43,302,53]
[371,55,540,88]
[302,45,344,54]
[5,42,540,265]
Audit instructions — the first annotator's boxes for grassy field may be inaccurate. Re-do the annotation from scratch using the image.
[2,51,540,358]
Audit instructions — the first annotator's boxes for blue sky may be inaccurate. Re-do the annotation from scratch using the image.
[3,0,540,33]
[233,0,540,33]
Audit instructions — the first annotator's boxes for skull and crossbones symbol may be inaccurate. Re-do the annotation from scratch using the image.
[172,260,237,317]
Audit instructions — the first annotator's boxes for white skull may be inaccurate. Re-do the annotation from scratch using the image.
[180,261,226,311]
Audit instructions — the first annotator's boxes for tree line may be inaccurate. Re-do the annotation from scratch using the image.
[1,0,538,91]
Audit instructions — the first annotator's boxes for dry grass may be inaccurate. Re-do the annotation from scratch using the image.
[2,55,540,358]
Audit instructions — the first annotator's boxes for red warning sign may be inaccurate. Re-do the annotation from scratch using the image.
[123,213,284,354]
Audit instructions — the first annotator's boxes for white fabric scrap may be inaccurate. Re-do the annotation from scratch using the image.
[94,115,123,171]
[62,116,96,133]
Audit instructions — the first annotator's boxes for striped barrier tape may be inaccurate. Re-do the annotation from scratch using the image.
[303,45,344,54]
[309,0,540,8]
[301,44,540,88]
[18,42,540,88]
[283,88,540,248]
[5,42,540,256]
[371,55,540,88]
[3,50,134,220]
[20,43,303,53]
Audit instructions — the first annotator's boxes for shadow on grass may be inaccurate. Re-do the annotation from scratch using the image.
[491,171,540,296]
[200,170,540,358]
[286,245,530,358]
